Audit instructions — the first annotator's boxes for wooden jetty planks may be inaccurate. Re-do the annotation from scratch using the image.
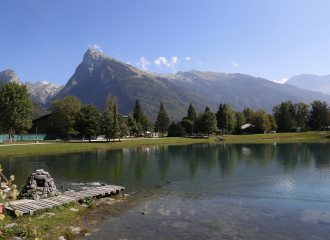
[5,185,125,215]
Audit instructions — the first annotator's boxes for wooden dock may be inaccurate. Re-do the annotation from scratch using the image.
[4,185,125,215]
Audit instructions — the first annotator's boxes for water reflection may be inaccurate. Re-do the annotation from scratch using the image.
[2,142,330,239]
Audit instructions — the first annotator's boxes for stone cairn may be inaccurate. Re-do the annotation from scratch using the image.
[19,169,57,201]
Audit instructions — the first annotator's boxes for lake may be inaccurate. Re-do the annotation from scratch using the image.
[1,141,330,239]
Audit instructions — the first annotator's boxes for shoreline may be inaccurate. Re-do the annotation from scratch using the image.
[0,132,329,157]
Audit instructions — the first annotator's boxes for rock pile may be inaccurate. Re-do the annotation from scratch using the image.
[19,169,57,200]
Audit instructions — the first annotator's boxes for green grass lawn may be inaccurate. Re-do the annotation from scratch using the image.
[0,132,329,157]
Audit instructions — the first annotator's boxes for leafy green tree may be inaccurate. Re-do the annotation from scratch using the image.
[267,114,278,131]
[295,102,310,128]
[0,82,33,142]
[234,111,245,134]
[75,104,100,142]
[250,109,270,133]
[155,102,170,137]
[99,109,113,141]
[309,100,330,131]
[215,103,236,133]
[202,109,217,137]
[140,114,151,133]
[187,103,197,122]
[118,113,130,137]
[48,95,82,140]
[167,122,185,137]
[133,98,143,124]
[110,103,121,142]
[101,93,117,113]
[243,107,254,123]
[180,118,194,135]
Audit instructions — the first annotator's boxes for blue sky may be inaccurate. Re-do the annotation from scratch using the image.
[1,0,330,86]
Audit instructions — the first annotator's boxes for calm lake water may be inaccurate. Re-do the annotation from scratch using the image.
[2,141,330,239]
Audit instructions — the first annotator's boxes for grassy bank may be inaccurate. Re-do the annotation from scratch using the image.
[0,137,213,157]
[0,132,329,157]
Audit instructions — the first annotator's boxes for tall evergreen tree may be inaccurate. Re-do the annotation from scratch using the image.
[275,102,295,132]
[133,98,143,124]
[187,103,197,122]
[155,102,170,137]
[0,82,33,142]
[215,103,236,133]
[110,103,121,142]
[234,111,245,134]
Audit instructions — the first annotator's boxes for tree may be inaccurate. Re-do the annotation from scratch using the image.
[167,122,185,137]
[101,93,117,113]
[99,109,113,141]
[243,107,254,123]
[0,82,33,142]
[267,114,278,131]
[127,115,137,135]
[180,118,194,135]
[155,102,170,137]
[274,102,295,132]
[201,110,217,137]
[234,111,245,134]
[118,113,130,137]
[49,95,82,140]
[215,103,236,133]
[309,100,330,131]
[110,103,121,142]
[140,114,151,133]
[75,104,100,142]
[295,102,310,128]
[187,103,197,122]
[133,98,143,124]
[250,109,270,133]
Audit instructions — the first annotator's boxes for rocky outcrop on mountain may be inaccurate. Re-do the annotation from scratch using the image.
[26,81,65,105]
[0,69,23,85]
[285,74,330,95]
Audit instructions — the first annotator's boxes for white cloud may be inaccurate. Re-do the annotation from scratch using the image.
[198,61,202,65]
[42,81,49,85]
[154,56,178,68]
[271,78,288,84]
[91,44,103,53]
[230,58,238,67]
[126,62,130,64]
[137,57,150,71]
[154,57,168,67]
[185,57,191,61]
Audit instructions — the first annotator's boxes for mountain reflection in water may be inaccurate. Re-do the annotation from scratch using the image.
[2,142,330,239]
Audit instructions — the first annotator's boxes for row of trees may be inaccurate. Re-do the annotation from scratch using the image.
[1,82,330,142]
[168,99,330,136]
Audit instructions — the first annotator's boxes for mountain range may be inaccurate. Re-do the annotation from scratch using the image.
[1,49,330,122]
[285,74,330,95]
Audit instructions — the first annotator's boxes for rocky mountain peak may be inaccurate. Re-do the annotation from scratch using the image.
[82,48,107,69]
[0,69,23,85]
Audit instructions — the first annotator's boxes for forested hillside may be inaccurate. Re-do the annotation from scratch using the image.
[158,70,330,113]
